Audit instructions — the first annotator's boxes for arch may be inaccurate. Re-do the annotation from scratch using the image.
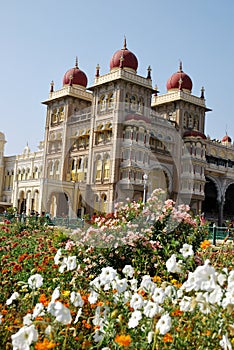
[48,191,70,217]
[98,95,106,112]
[223,182,234,220]
[202,176,219,221]
[107,93,114,109]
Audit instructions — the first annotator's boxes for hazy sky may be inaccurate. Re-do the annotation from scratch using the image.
[1,0,233,155]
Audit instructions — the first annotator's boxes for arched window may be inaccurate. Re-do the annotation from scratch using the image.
[95,155,102,181]
[59,106,64,122]
[107,93,114,109]
[125,93,130,111]
[51,108,58,124]
[130,95,137,111]
[99,95,106,112]
[138,97,144,113]
[103,155,110,179]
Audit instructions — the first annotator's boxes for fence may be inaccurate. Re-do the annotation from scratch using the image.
[207,225,233,246]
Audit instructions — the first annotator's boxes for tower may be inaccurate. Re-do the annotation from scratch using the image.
[40,58,92,217]
[151,62,211,213]
[87,38,153,213]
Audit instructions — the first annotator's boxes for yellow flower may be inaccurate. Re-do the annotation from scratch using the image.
[61,290,70,297]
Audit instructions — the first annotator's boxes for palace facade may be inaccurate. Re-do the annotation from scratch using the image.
[1,39,234,225]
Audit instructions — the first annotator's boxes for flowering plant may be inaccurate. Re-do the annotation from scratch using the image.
[0,189,233,349]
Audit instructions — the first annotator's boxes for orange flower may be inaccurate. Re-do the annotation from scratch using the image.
[163,333,173,343]
[39,294,49,306]
[114,334,132,347]
[35,338,57,350]
[200,240,211,250]
[171,309,183,317]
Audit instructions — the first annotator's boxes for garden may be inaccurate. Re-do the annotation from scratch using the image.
[0,189,233,349]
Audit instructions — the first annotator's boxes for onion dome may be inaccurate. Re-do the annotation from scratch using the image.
[110,38,138,72]
[166,61,193,92]
[183,130,206,140]
[63,57,88,88]
[125,114,151,124]
[222,134,232,143]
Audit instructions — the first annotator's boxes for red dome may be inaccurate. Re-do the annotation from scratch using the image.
[110,38,138,72]
[63,58,88,88]
[183,130,206,139]
[222,134,232,143]
[166,62,193,92]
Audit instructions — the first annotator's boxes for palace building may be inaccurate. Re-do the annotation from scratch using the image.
[0,39,234,225]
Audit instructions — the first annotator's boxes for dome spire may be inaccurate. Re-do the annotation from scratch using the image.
[123,36,127,50]
[75,56,78,68]
[179,60,183,72]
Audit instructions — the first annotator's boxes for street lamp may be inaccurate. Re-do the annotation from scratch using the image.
[143,173,148,205]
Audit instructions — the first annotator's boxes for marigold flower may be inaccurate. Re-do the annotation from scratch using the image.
[35,338,57,350]
[200,240,211,250]
[114,334,132,347]
[163,333,173,343]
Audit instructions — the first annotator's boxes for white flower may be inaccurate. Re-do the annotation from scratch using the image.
[122,265,134,278]
[147,331,154,344]
[32,303,45,318]
[152,287,165,304]
[130,293,144,310]
[23,313,33,326]
[208,285,223,305]
[11,325,38,350]
[74,308,82,324]
[99,267,117,286]
[45,325,53,335]
[143,300,160,318]
[179,296,194,312]
[130,278,138,291]
[28,274,43,289]
[112,277,128,294]
[220,334,232,350]
[227,271,234,288]
[70,291,84,307]
[180,243,194,258]
[47,301,72,325]
[51,287,60,302]
[88,290,99,304]
[93,330,104,343]
[166,254,182,273]
[128,310,142,328]
[54,248,62,265]
[0,314,3,324]
[156,313,171,335]
[6,292,20,305]
[140,275,156,295]
[66,256,77,271]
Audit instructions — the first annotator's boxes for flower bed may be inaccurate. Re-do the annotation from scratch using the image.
[0,190,233,349]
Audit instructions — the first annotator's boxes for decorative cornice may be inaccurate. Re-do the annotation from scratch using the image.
[42,85,93,104]
[151,90,212,111]
[89,68,153,90]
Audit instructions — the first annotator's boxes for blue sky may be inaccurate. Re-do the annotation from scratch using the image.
[0,0,233,155]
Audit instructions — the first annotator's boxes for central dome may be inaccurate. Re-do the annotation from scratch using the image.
[63,57,88,88]
[110,38,138,72]
[166,62,193,92]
